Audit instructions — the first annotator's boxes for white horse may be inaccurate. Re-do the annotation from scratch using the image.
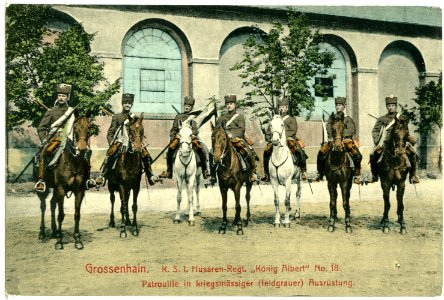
[269,115,302,227]
[173,122,202,225]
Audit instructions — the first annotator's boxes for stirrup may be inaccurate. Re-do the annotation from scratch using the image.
[301,172,308,180]
[410,175,420,184]
[159,170,172,179]
[86,179,97,189]
[250,173,258,183]
[95,176,105,186]
[34,180,46,193]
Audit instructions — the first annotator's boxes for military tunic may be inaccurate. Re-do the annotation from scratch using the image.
[37,105,70,141]
[107,112,132,145]
[325,112,356,139]
[216,110,245,139]
[371,112,396,144]
[170,113,198,139]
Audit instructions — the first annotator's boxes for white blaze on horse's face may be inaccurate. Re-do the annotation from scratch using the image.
[179,125,193,157]
[271,116,285,147]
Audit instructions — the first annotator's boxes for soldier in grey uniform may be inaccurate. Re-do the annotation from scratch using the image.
[368,95,419,183]
[159,96,209,179]
[95,93,159,186]
[215,94,258,183]
[312,96,362,184]
[261,97,308,182]
[34,84,96,192]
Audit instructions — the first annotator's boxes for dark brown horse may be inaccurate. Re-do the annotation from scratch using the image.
[378,117,410,234]
[211,123,252,235]
[324,114,353,233]
[37,116,92,250]
[108,114,144,237]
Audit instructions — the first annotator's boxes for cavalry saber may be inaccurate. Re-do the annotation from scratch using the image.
[413,182,419,201]
[307,178,313,194]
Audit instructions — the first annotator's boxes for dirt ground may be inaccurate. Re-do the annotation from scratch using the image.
[4,178,443,296]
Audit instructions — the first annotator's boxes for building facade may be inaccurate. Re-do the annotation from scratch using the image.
[7,5,442,178]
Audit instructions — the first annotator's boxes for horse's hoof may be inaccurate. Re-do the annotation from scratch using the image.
[38,232,45,240]
[236,228,244,235]
[218,228,226,234]
[75,241,84,250]
[188,220,195,226]
[120,227,127,238]
[400,227,407,235]
[195,212,201,216]
[274,223,280,228]
[109,222,115,228]
[383,227,389,234]
[346,226,352,233]
[55,242,64,250]
[328,225,334,232]
[173,219,181,224]
[243,220,249,227]
[131,228,139,236]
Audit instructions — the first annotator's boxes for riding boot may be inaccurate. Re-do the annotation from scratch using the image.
[300,149,308,180]
[408,153,420,184]
[248,153,258,183]
[34,157,47,192]
[261,143,272,182]
[141,156,156,185]
[84,160,97,189]
[312,151,325,182]
[159,148,174,179]
[351,152,362,184]
[368,151,380,183]
[208,153,217,184]
[196,148,209,179]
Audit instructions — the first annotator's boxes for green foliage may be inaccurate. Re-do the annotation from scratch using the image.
[6,5,120,134]
[231,9,335,126]
[401,74,442,135]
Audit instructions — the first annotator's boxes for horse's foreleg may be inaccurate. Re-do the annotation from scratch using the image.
[73,190,85,249]
[131,185,140,236]
[381,182,391,233]
[118,185,127,238]
[174,180,182,224]
[109,189,116,228]
[219,187,228,234]
[187,176,196,226]
[124,190,131,226]
[294,176,302,221]
[195,174,201,216]
[396,182,406,234]
[327,181,338,232]
[341,182,352,233]
[50,193,57,238]
[283,180,292,227]
[38,193,48,240]
[245,181,252,226]
[233,184,244,235]
[54,187,65,250]
[272,182,281,227]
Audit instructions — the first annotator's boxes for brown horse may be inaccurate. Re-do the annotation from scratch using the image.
[211,123,252,235]
[378,117,410,234]
[323,114,353,233]
[37,116,92,250]
[108,114,144,237]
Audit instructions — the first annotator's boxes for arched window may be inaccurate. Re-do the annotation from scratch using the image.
[123,27,182,116]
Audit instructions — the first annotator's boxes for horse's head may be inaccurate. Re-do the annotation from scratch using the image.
[390,116,409,156]
[128,113,145,153]
[73,116,91,153]
[211,121,229,164]
[270,115,286,147]
[331,113,345,151]
[178,121,193,157]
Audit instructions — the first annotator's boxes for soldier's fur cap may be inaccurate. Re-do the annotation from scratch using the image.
[122,93,134,103]
[385,95,398,105]
[278,97,289,107]
[56,84,72,94]
[224,94,237,104]
[184,96,195,106]
[335,97,346,105]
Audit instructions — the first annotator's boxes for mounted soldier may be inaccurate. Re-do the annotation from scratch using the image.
[368,95,419,184]
[261,97,308,182]
[95,93,158,186]
[159,96,210,179]
[34,83,96,192]
[215,94,258,183]
[312,96,362,184]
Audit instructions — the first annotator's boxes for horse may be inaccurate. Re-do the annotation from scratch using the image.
[211,123,252,235]
[378,117,410,234]
[108,114,144,237]
[37,115,92,250]
[323,114,353,233]
[269,115,302,227]
[173,122,202,225]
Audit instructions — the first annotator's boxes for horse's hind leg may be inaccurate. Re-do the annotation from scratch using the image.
[174,181,182,224]
[73,190,85,250]
[54,188,65,250]
[293,176,302,222]
[50,193,57,238]
[283,179,292,227]
[187,178,195,226]
[233,184,244,235]
[396,182,407,234]
[38,191,49,241]
[327,181,338,232]
[341,181,352,233]
[109,189,116,228]
[272,182,281,227]
[195,174,202,216]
